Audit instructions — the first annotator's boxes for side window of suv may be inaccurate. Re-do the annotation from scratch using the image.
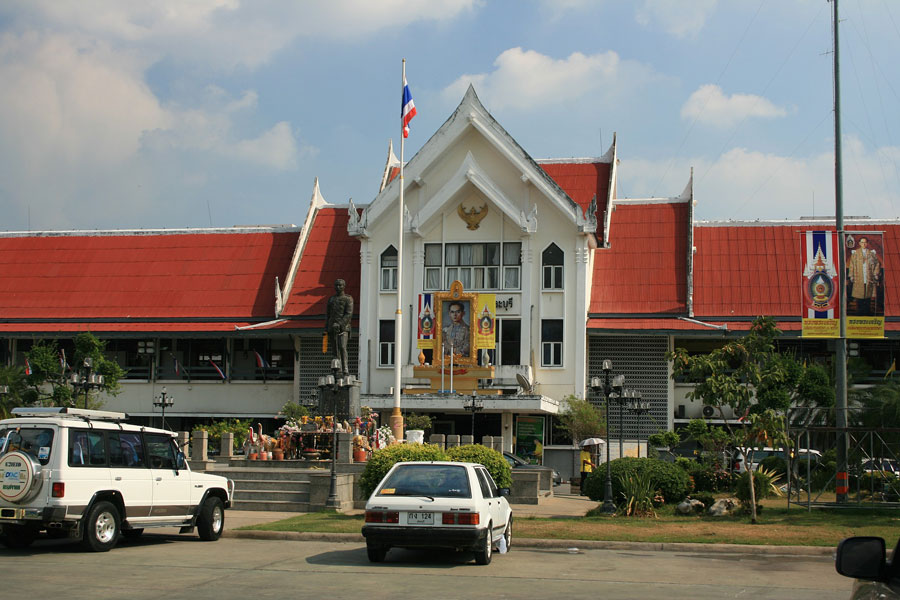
[108,431,145,468]
[145,433,176,469]
[69,430,107,467]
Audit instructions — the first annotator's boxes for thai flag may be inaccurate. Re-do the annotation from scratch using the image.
[401,75,416,138]
[60,349,69,371]
[254,351,269,368]
[210,359,226,380]
[171,354,181,376]
[25,357,32,375]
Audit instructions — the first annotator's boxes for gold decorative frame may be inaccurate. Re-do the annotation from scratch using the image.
[434,280,478,367]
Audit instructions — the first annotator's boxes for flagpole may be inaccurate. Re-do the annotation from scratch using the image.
[390,59,407,443]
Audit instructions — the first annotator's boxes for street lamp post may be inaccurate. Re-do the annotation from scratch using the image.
[589,360,624,515]
[70,357,104,410]
[153,387,174,430]
[626,392,649,457]
[465,394,484,437]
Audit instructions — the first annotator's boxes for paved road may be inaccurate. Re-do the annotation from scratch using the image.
[3,534,851,600]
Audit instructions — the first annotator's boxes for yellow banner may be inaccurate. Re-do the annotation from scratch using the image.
[473,293,495,349]
[801,318,839,338]
[847,316,885,339]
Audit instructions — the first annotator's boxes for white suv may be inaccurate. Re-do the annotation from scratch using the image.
[0,407,234,552]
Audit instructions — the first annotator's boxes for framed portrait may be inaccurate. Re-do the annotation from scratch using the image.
[435,282,477,366]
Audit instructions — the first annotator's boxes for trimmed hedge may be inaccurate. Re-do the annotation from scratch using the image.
[583,457,692,505]
[446,444,512,488]
[734,469,780,505]
[359,443,449,498]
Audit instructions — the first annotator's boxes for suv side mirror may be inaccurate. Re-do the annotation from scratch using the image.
[498,487,510,497]
[836,536,886,581]
[176,451,187,471]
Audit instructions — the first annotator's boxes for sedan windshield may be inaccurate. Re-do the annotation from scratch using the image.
[378,464,472,498]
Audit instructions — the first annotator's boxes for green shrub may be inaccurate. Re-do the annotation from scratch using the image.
[688,462,734,493]
[359,444,449,498]
[674,457,694,472]
[446,445,512,488]
[618,470,656,517]
[583,457,691,505]
[734,467,783,507]
[193,419,252,453]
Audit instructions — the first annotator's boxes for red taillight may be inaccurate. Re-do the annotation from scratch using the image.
[442,512,479,525]
[365,511,399,523]
[52,482,65,498]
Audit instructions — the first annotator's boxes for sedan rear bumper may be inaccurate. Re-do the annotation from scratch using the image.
[362,525,486,550]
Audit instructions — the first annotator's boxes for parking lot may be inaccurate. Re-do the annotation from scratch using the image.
[2,534,850,600]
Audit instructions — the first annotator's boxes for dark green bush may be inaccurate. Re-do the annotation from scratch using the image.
[687,462,734,493]
[734,468,781,506]
[583,457,691,504]
[359,443,449,498]
[446,444,512,488]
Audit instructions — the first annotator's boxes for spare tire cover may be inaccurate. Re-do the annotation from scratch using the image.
[1,451,43,503]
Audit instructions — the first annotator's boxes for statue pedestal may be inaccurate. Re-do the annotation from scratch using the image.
[407,365,499,395]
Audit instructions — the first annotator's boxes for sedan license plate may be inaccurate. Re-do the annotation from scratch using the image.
[406,511,433,525]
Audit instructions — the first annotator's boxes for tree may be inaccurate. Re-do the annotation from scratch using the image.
[23,333,124,409]
[0,365,27,419]
[668,316,816,523]
[556,395,606,444]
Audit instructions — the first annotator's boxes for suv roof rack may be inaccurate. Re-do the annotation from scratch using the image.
[10,407,129,422]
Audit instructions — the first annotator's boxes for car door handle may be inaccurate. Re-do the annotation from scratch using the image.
[115,476,122,481]
[155,477,162,481]
[194,484,204,488]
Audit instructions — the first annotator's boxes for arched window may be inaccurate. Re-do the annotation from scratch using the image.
[380,246,397,291]
[542,243,563,289]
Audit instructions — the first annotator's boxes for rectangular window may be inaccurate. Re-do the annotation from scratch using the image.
[541,319,563,367]
[69,430,107,467]
[543,265,563,289]
[108,431,145,468]
[503,242,521,289]
[486,319,521,366]
[425,244,442,290]
[379,320,395,366]
[145,433,177,470]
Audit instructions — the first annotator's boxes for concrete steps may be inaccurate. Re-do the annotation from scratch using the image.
[214,463,319,512]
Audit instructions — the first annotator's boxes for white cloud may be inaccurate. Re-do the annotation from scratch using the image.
[635,0,717,39]
[681,84,788,128]
[443,47,666,111]
[618,137,899,221]
[8,0,480,70]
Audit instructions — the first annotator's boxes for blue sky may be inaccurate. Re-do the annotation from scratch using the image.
[0,1,897,232]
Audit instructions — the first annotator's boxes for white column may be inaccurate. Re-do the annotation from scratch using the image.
[357,240,372,393]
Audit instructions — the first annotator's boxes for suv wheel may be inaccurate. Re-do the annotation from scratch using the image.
[197,497,224,541]
[0,523,38,549]
[81,501,120,552]
[474,524,493,565]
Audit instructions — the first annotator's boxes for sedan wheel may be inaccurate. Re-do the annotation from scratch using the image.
[474,524,493,565]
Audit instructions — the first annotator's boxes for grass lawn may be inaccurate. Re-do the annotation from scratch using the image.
[239,495,900,547]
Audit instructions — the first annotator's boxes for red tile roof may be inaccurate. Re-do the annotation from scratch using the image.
[0,231,299,328]
[589,201,689,316]
[279,208,361,319]
[693,223,900,327]
[540,160,611,239]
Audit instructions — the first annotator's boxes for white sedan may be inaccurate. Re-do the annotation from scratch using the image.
[361,461,512,565]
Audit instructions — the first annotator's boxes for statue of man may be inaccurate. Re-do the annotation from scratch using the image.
[326,278,353,375]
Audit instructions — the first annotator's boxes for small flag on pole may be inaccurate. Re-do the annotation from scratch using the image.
[25,357,32,375]
[210,359,226,380]
[402,74,417,138]
[60,349,69,371]
[886,359,897,379]
[254,351,269,369]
